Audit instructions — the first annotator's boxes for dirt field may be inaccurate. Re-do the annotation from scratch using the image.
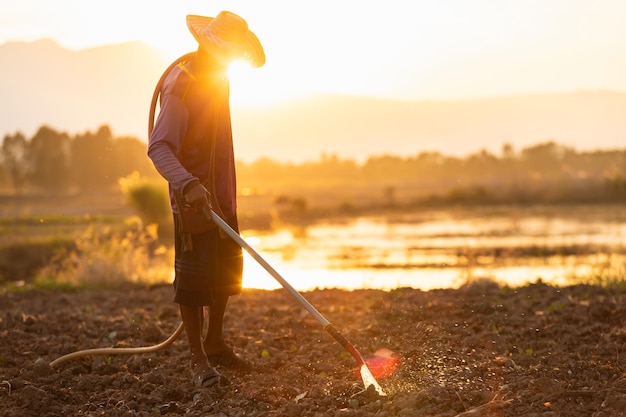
[1,280,625,416]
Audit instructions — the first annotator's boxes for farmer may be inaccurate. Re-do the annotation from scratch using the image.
[147,11,265,387]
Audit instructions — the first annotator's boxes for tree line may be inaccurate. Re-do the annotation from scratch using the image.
[2,124,625,204]
[236,142,626,204]
[1,125,157,194]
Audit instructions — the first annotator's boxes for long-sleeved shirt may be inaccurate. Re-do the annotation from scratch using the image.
[147,57,237,219]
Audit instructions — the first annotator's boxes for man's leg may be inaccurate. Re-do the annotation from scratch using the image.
[202,218,249,368]
[180,304,221,386]
[203,294,251,369]
[202,294,228,355]
[180,304,205,367]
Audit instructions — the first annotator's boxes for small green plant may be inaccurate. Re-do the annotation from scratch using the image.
[547,301,568,311]
[518,347,534,356]
[491,324,502,334]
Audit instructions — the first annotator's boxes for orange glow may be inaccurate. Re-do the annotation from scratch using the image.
[364,349,402,380]
[228,60,304,106]
[3,1,626,103]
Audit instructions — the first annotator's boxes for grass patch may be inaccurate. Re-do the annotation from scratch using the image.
[569,256,626,289]
[33,217,173,290]
[32,278,80,292]
[0,238,76,284]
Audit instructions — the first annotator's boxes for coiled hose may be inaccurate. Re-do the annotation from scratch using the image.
[50,53,194,368]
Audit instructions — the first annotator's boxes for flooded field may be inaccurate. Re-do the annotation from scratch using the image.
[240,204,626,291]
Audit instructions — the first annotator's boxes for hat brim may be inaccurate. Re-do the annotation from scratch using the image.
[186,15,265,68]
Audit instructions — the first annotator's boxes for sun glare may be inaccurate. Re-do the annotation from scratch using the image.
[227,60,302,106]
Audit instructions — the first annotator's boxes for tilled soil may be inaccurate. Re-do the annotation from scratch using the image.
[1,280,625,416]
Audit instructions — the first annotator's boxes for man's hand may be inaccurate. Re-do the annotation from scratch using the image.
[184,182,212,212]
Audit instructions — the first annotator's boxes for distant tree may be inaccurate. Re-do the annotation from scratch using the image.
[409,151,446,182]
[70,125,114,192]
[501,142,516,160]
[312,153,359,182]
[2,132,28,194]
[520,141,573,179]
[410,152,465,186]
[0,163,7,190]
[464,149,499,181]
[111,136,159,180]
[290,197,307,213]
[383,185,397,207]
[362,155,406,182]
[244,157,285,182]
[28,126,71,192]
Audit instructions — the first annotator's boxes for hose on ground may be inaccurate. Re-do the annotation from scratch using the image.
[49,53,195,369]
[49,322,184,367]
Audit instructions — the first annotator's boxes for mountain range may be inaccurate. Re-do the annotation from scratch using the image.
[1,39,625,162]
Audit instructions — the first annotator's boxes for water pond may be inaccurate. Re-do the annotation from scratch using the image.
[240,205,626,291]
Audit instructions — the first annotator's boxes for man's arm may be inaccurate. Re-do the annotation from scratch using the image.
[147,92,198,194]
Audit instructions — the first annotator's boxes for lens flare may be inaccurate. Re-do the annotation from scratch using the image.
[364,348,401,380]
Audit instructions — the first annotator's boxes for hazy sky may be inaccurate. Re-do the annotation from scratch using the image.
[1,0,626,104]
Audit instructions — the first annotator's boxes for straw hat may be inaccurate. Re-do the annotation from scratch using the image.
[186,11,265,68]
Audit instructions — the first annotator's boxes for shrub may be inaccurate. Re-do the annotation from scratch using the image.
[35,218,173,289]
[0,239,75,283]
[119,172,171,230]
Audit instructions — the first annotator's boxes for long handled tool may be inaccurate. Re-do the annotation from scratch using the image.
[49,212,386,395]
[53,53,388,393]
[50,210,386,396]
[50,210,387,394]
[205,208,386,395]
[148,53,385,394]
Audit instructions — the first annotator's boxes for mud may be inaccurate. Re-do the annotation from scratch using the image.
[1,280,625,416]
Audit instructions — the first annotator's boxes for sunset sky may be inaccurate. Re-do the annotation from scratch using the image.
[1,0,625,106]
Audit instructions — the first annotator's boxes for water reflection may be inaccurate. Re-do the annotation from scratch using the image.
[241,206,626,291]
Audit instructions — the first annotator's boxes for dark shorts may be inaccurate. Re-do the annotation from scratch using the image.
[173,214,243,306]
